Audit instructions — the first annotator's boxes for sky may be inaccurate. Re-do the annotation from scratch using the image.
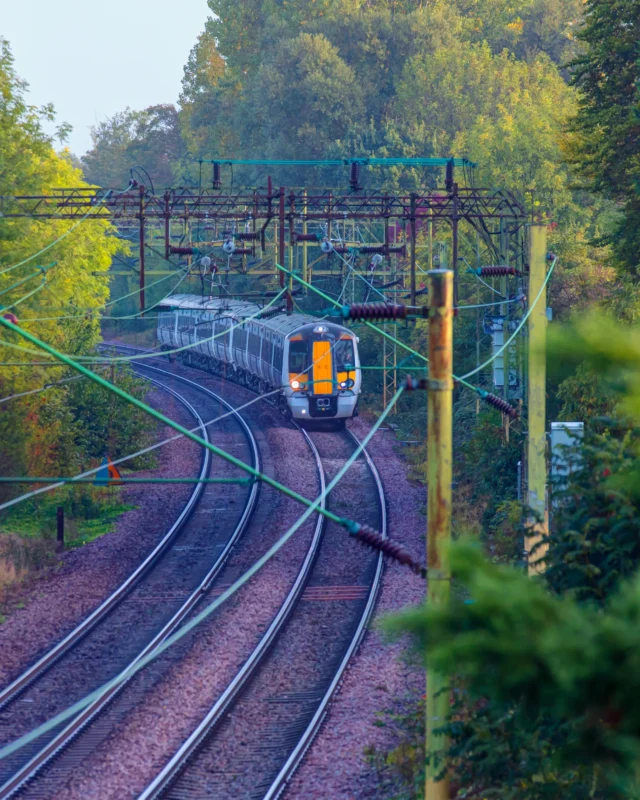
[3,0,210,156]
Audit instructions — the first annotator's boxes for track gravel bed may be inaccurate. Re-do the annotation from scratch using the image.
[0,387,200,689]
[0,374,254,796]
[285,416,426,799]
[31,370,321,800]
[154,428,383,800]
[1,350,426,799]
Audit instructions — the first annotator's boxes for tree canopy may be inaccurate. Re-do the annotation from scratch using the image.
[0,38,151,500]
[569,0,640,276]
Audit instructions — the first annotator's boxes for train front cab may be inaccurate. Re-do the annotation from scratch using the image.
[286,323,360,425]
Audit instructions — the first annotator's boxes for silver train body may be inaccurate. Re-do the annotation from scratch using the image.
[156,294,361,426]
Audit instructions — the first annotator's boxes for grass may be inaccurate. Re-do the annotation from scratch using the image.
[0,486,134,614]
[64,501,133,548]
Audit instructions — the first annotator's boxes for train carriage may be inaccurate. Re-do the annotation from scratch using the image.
[157,294,361,428]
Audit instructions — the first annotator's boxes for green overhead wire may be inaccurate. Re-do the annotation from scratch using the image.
[275,260,557,397]
[20,267,190,323]
[460,256,557,381]
[0,385,402,765]
[0,289,287,364]
[200,157,475,168]
[0,386,284,513]
[0,477,254,486]
[0,311,386,530]
[0,190,114,277]
[5,280,47,311]
[0,263,55,301]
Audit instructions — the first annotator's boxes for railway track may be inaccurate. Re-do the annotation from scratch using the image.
[0,365,261,798]
[121,351,387,799]
[0,346,387,799]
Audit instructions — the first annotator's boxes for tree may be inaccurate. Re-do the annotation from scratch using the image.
[388,541,639,798]
[247,33,365,159]
[81,105,184,189]
[569,0,640,276]
[0,39,150,500]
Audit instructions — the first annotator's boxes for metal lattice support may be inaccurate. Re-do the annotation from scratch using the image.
[382,322,398,414]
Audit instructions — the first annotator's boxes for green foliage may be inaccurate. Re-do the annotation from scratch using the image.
[247,33,365,160]
[544,423,640,604]
[81,104,184,189]
[65,364,156,467]
[387,541,640,796]
[0,41,157,568]
[556,362,618,422]
[568,0,640,276]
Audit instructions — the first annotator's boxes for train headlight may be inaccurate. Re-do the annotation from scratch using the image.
[339,378,355,389]
[314,325,327,334]
[291,379,301,390]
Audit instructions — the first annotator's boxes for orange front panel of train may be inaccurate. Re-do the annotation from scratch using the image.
[312,340,333,395]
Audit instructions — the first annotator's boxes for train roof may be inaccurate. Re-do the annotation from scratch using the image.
[157,294,354,339]
[156,294,262,317]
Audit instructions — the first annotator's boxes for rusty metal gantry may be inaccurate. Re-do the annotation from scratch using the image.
[0,180,528,306]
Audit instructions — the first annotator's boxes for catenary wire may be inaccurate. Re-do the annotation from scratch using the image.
[0,385,402,765]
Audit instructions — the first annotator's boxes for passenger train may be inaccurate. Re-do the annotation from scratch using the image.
[156,294,361,428]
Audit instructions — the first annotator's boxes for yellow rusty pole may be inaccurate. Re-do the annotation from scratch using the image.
[426,268,453,800]
[302,190,309,291]
[526,225,548,574]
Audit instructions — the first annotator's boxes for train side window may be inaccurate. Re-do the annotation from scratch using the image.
[235,323,247,351]
[263,335,273,363]
[272,340,283,367]
[221,319,230,346]
[249,330,261,357]
[198,315,213,340]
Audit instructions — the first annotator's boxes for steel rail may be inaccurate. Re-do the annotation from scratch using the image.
[262,427,386,800]
[138,422,385,799]
[137,426,326,800]
[0,382,210,713]
[0,361,261,799]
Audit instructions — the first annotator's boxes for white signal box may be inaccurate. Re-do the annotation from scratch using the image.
[550,422,584,503]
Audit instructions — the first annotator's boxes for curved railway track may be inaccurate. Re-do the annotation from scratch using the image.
[119,351,387,800]
[0,346,388,799]
[0,366,261,799]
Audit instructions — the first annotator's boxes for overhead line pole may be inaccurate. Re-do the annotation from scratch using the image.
[526,225,548,573]
[138,184,146,314]
[409,193,417,305]
[426,268,453,800]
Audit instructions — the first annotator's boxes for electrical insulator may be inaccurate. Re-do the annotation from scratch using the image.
[2,312,18,325]
[473,266,517,277]
[446,158,454,193]
[170,246,197,256]
[236,231,260,241]
[404,376,428,391]
[345,303,409,321]
[200,256,212,270]
[349,162,361,191]
[359,244,387,255]
[480,391,519,419]
[349,524,426,577]
[369,254,384,269]
[320,238,334,254]
[222,238,236,255]
[213,162,221,189]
